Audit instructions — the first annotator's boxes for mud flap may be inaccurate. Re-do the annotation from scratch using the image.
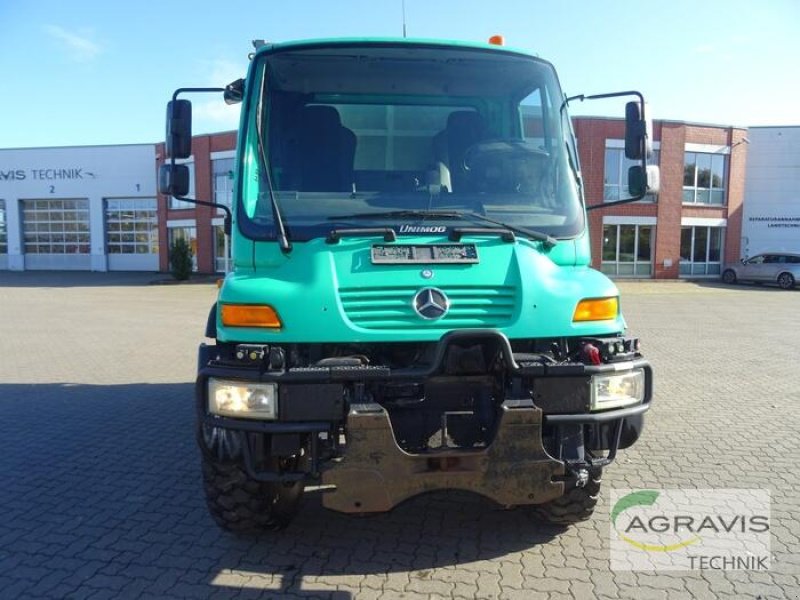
[322,399,564,513]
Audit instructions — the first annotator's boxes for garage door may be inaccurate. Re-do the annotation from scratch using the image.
[106,198,158,271]
[22,198,91,270]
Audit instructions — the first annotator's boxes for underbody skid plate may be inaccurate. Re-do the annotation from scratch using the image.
[322,399,564,513]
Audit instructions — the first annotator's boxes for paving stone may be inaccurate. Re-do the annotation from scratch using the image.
[0,275,798,600]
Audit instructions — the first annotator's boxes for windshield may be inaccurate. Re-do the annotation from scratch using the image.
[238,43,583,242]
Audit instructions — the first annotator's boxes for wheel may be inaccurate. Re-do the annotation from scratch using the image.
[777,272,795,290]
[721,269,737,285]
[199,427,304,533]
[201,454,304,533]
[532,467,602,524]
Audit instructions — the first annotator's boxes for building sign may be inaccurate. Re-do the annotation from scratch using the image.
[0,168,97,182]
[748,215,800,229]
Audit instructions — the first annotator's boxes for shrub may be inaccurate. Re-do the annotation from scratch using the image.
[169,238,193,281]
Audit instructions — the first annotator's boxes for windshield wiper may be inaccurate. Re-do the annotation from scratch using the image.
[460,212,557,248]
[329,209,557,248]
[255,71,291,253]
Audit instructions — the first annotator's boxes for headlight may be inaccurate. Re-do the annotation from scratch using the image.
[208,378,278,419]
[590,369,645,411]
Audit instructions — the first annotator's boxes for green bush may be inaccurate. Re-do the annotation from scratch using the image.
[169,238,193,281]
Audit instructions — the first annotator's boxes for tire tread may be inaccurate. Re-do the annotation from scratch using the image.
[201,455,302,533]
[532,468,602,525]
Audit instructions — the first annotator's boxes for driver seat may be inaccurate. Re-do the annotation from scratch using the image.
[434,111,487,192]
[296,105,356,192]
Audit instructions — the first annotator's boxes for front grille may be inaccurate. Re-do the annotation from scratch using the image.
[338,285,517,330]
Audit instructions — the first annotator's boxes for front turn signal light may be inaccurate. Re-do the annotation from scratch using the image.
[221,304,282,328]
[573,297,619,322]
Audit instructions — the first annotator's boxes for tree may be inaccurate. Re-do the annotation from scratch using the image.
[169,237,193,281]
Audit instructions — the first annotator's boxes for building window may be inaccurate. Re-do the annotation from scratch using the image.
[680,226,724,275]
[212,158,235,213]
[604,148,660,202]
[683,152,726,205]
[168,226,197,271]
[0,200,7,254]
[22,199,90,254]
[106,199,158,255]
[169,161,195,209]
[601,224,654,277]
[213,224,231,273]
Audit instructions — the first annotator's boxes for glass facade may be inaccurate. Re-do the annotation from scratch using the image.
[22,199,90,254]
[601,224,654,277]
[0,200,6,255]
[213,224,230,273]
[604,148,659,202]
[212,158,235,213]
[680,226,724,275]
[683,152,726,205]
[106,198,158,255]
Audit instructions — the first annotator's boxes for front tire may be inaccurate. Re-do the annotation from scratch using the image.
[532,467,602,524]
[201,455,304,533]
[199,426,304,533]
[777,272,795,290]
[722,269,737,285]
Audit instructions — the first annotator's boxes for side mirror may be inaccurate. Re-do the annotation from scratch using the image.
[625,101,652,160]
[628,164,660,196]
[740,258,746,264]
[224,78,244,105]
[158,163,189,197]
[166,100,192,159]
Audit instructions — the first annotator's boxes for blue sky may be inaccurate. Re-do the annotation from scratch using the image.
[1,0,798,148]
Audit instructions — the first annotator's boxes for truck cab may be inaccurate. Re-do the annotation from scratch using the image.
[161,38,656,532]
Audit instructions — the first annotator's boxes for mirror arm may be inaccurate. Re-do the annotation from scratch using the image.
[586,193,645,211]
[173,195,233,235]
[563,90,652,210]
[166,86,232,235]
[563,90,645,112]
[171,87,227,103]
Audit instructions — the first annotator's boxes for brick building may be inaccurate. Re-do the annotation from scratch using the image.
[574,117,748,279]
[155,118,749,279]
[155,132,236,274]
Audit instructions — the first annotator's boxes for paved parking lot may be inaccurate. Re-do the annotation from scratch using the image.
[0,272,798,599]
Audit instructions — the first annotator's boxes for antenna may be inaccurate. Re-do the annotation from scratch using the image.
[402,0,407,38]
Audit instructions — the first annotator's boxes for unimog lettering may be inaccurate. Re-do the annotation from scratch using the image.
[399,225,447,233]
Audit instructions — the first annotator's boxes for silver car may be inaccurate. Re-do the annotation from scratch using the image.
[722,253,800,290]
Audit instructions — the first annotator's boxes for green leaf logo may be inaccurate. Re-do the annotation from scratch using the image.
[612,490,660,527]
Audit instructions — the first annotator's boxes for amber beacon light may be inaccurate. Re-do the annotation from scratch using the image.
[488,35,505,46]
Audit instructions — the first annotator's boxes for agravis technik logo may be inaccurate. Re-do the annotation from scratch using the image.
[610,489,770,571]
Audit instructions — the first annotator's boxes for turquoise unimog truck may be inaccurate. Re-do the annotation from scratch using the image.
[159,37,659,532]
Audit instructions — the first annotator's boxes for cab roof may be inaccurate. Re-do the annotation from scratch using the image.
[255,37,540,60]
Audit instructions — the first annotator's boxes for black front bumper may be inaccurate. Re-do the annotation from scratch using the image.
[196,330,653,496]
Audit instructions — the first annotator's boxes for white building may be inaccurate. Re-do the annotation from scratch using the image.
[742,127,800,258]
[0,144,157,271]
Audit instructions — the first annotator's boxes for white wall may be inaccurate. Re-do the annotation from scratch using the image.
[0,144,156,271]
[742,128,800,258]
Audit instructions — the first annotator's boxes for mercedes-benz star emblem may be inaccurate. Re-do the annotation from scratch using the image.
[413,287,449,320]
